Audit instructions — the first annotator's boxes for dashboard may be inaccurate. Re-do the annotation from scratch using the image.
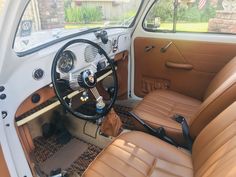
[13,28,131,125]
[31,28,130,81]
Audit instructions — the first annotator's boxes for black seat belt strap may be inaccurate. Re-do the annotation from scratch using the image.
[129,111,179,147]
[175,115,193,151]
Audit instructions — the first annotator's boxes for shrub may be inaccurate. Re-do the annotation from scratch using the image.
[178,1,216,23]
[146,0,217,23]
[200,4,216,22]
[147,0,174,22]
[178,5,202,22]
[65,6,103,23]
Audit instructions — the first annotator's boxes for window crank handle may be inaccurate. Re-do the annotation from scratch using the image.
[144,45,155,52]
[160,41,173,53]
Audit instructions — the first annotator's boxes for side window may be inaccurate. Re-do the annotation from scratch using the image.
[144,0,174,31]
[176,0,217,33]
[144,0,236,35]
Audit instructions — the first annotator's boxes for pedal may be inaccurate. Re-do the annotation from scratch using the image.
[50,168,67,177]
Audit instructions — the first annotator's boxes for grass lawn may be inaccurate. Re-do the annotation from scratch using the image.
[65,22,209,32]
[160,23,209,32]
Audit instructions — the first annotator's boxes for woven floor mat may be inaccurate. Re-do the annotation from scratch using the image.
[33,136,102,176]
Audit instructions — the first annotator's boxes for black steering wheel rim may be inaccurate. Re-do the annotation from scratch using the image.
[51,38,118,120]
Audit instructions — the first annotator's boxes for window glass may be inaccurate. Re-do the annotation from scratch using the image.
[177,0,216,32]
[144,0,174,31]
[144,0,236,34]
[14,0,142,53]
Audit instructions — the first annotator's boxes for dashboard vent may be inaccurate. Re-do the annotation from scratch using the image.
[84,40,112,63]
[84,45,98,62]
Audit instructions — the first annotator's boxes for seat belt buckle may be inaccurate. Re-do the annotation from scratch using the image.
[173,114,185,123]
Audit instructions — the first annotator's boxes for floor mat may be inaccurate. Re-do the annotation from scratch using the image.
[33,136,102,176]
[40,139,88,174]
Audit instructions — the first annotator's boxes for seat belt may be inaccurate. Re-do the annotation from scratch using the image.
[129,112,179,147]
[174,115,193,151]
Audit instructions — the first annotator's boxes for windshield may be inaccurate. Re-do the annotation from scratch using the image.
[14,0,142,53]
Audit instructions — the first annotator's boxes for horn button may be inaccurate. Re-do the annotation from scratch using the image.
[79,70,97,88]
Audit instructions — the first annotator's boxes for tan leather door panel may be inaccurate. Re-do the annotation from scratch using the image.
[97,51,129,100]
[134,37,236,100]
[0,146,10,177]
[115,50,129,100]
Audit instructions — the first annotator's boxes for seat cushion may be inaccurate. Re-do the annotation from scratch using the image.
[133,90,201,140]
[82,131,193,177]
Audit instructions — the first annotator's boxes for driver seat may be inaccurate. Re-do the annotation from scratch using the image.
[82,102,236,177]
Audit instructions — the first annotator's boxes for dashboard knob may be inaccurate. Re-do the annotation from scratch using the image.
[97,61,106,71]
[31,93,41,103]
[0,94,6,100]
[0,86,5,92]
[33,69,44,80]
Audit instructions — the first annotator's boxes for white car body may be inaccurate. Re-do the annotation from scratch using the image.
[1,0,236,176]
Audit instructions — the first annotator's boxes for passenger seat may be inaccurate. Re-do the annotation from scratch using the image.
[133,56,236,142]
[83,102,236,177]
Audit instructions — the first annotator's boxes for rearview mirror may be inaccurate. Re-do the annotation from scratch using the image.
[144,17,161,30]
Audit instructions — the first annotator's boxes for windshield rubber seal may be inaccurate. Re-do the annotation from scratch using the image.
[16,27,102,57]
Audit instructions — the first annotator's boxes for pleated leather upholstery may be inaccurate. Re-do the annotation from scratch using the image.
[83,131,193,177]
[83,102,236,177]
[133,57,236,140]
[133,90,201,141]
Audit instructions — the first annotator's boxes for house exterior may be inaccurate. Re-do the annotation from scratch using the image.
[74,0,139,20]
[19,0,65,31]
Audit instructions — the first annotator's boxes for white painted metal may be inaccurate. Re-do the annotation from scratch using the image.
[1,0,236,176]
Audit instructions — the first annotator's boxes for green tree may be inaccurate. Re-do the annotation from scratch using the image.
[177,1,216,22]
[147,0,174,23]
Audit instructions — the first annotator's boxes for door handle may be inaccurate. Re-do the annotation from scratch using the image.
[165,61,193,70]
[144,45,155,52]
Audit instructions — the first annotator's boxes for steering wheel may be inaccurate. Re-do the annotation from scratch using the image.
[51,39,118,120]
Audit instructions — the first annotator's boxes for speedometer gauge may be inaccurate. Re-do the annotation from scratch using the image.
[58,50,75,73]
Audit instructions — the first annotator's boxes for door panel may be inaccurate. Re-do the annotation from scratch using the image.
[97,50,129,100]
[134,37,236,100]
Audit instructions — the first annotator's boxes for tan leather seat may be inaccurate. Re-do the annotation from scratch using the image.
[83,102,236,177]
[133,56,236,141]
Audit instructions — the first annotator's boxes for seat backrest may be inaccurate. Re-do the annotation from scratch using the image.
[189,56,236,138]
[203,56,236,100]
[192,102,236,177]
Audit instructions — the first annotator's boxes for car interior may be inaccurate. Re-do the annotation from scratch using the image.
[1,0,236,177]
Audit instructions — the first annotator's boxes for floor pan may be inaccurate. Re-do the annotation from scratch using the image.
[33,136,102,176]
